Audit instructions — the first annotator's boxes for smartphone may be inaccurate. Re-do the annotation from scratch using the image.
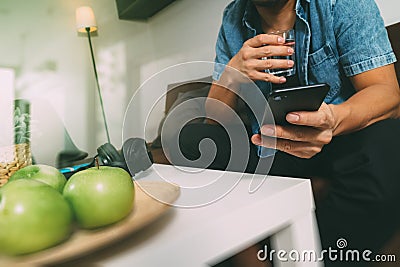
[266,83,330,125]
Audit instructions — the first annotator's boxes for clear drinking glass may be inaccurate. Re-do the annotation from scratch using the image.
[263,29,296,77]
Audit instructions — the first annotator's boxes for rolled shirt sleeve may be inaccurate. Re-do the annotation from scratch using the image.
[333,0,396,77]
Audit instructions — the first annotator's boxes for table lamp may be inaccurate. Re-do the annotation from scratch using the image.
[76,6,110,144]
[71,6,153,176]
[74,6,128,172]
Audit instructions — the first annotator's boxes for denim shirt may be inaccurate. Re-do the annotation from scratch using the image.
[213,0,396,157]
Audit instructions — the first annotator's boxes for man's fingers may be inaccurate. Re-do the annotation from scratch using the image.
[245,34,285,47]
[260,124,332,145]
[285,104,335,129]
[244,57,293,83]
[253,45,294,59]
[239,45,293,61]
[260,124,311,141]
[254,58,295,72]
[246,69,287,83]
[251,134,322,159]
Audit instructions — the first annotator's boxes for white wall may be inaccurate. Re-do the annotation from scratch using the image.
[0,0,398,166]
[0,0,230,165]
[375,0,400,25]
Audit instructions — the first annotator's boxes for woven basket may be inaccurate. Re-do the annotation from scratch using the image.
[0,143,32,187]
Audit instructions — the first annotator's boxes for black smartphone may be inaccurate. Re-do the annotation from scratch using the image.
[265,83,330,125]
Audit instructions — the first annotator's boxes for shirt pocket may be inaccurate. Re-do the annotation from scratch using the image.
[308,43,341,102]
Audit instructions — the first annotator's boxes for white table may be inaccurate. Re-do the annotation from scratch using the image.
[66,164,322,267]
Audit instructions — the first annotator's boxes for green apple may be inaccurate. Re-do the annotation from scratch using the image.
[0,179,73,256]
[9,164,67,193]
[63,166,134,229]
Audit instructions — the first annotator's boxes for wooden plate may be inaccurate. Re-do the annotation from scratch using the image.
[0,181,180,266]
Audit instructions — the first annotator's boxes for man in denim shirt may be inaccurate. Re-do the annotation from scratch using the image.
[178,0,400,265]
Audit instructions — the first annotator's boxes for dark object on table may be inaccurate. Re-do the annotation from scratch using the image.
[59,138,153,178]
[122,138,153,176]
[96,138,153,175]
[56,150,89,169]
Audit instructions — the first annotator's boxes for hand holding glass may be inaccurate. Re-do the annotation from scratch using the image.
[262,29,296,77]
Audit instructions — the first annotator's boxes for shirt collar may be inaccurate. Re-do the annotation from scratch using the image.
[242,0,261,33]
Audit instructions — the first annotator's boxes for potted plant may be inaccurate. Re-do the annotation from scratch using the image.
[14,99,31,145]
[12,99,32,176]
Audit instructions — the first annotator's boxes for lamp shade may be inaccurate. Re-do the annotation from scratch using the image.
[76,6,97,33]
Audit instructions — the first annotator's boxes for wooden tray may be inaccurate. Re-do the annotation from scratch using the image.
[0,181,180,266]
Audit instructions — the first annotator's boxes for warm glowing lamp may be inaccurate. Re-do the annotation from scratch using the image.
[76,6,110,144]
[76,6,97,33]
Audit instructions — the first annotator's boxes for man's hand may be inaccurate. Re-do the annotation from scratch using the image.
[251,103,337,158]
[228,34,294,84]
[206,33,295,123]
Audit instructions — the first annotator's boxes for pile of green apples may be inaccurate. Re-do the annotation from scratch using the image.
[0,164,135,256]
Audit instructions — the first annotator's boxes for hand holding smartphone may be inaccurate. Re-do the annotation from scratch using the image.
[265,83,330,125]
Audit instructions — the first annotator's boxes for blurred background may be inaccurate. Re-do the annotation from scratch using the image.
[0,0,398,166]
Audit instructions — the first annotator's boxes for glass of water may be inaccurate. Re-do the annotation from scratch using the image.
[263,29,295,77]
